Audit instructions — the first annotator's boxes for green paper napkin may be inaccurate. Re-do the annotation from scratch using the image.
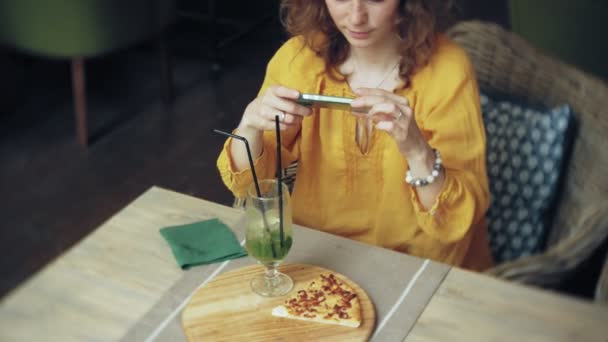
[160,218,247,269]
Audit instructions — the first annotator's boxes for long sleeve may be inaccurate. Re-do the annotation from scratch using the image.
[217,128,300,199]
[216,38,313,199]
[408,37,490,244]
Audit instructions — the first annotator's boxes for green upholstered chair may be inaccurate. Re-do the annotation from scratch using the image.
[0,0,176,147]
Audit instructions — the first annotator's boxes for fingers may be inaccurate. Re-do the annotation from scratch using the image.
[264,111,298,125]
[375,120,395,132]
[242,85,312,131]
[263,86,312,117]
[351,91,410,123]
[255,104,303,131]
[352,97,411,124]
[265,94,312,117]
[351,92,414,140]
[368,102,403,121]
[268,85,311,116]
[271,85,300,100]
[354,88,409,107]
[351,95,387,112]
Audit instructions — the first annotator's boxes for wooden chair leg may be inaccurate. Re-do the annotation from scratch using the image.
[71,57,88,147]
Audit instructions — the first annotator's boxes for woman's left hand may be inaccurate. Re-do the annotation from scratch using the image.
[351,88,427,158]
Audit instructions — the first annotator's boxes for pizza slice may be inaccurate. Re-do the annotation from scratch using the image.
[271,273,361,328]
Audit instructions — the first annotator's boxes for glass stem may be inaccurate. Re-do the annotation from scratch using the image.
[264,264,279,288]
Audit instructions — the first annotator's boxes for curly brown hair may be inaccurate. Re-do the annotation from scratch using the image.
[280,0,454,88]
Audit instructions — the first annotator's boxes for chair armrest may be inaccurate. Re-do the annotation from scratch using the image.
[595,252,608,305]
[485,204,608,288]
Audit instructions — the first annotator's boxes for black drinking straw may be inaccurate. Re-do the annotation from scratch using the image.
[213,129,277,258]
[274,116,285,248]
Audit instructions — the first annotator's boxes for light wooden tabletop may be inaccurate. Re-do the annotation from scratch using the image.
[0,187,241,341]
[1,186,607,341]
[407,268,608,342]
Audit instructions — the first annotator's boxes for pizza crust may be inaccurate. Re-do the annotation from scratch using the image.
[272,305,360,327]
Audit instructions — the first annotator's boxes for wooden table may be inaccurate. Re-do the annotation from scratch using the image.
[407,270,608,341]
[1,186,606,341]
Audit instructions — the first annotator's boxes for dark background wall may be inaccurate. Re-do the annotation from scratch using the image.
[0,0,510,118]
[456,0,510,27]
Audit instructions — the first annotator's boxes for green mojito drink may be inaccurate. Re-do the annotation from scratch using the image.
[246,179,294,297]
[246,209,293,264]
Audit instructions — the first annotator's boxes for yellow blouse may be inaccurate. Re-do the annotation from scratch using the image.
[217,35,493,271]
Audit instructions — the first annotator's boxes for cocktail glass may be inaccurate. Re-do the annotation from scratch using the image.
[245,179,293,297]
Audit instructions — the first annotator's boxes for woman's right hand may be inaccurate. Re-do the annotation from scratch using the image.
[239,86,312,132]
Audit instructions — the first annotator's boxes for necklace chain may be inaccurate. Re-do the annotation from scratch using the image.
[375,60,399,88]
[353,57,400,89]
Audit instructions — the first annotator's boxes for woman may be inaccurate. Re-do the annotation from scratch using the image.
[217,0,493,270]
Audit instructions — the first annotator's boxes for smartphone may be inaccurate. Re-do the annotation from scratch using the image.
[296,93,354,111]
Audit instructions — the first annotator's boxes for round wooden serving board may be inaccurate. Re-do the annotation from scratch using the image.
[181,263,375,341]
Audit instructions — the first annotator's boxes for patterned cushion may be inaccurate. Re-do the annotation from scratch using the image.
[480,93,575,263]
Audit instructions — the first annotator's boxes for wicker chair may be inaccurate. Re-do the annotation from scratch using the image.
[446,21,608,301]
